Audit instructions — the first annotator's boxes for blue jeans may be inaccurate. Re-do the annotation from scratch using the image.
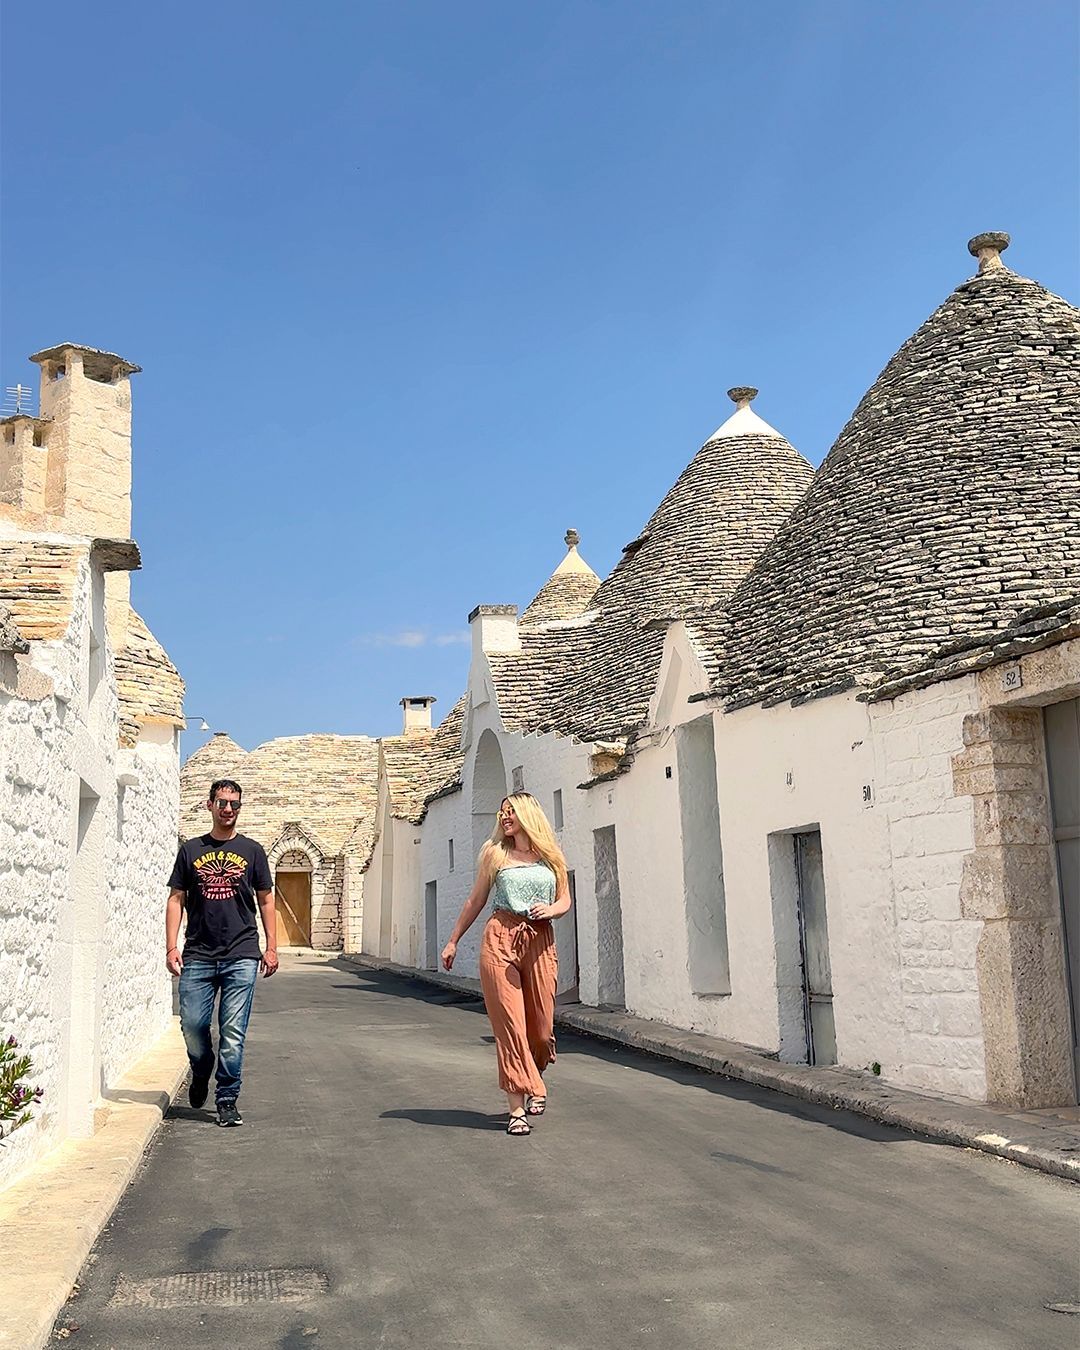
[178,958,259,1106]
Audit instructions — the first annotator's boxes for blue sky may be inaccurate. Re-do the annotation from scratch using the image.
[2,1,1077,757]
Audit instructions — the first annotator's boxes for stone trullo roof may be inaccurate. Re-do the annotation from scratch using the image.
[520,530,600,628]
[381,694,468,824]
[484,393,814,742]
[705,233,1080,710]
[181,731,247,803]
[180,732,380,859]
[0,539,85,641]
[115,608,185,748]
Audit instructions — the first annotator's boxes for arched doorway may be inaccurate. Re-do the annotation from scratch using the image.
[275,848,313,948]
[472,729,507,865]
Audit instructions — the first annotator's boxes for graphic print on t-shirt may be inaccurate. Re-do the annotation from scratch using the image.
[194,849,250,902]
[169,833,271,960]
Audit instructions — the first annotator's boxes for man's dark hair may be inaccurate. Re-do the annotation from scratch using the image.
[208,778,242,802]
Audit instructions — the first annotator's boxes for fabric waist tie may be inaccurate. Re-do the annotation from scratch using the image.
[490,908,551,960]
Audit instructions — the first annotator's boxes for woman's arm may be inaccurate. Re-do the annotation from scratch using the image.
[441,868,492,969]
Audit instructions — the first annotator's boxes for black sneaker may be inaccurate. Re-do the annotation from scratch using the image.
[188,1075,210,1110]
[217,1101,243,1128]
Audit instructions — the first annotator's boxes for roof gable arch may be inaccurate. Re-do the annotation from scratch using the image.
[267,821,332,867]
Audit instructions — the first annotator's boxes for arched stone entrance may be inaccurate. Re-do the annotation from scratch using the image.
[472,729,507,865]
[268,823,331,950]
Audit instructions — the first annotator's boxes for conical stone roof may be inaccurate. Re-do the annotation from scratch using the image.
[486,391,813,741]
[712,234,1080,710]
[589,388,814,625]
[179,731,380,858]
[180,732,248,836]
[520,530,600,628]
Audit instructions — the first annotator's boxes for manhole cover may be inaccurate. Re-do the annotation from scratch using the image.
[109,1268,328,1308]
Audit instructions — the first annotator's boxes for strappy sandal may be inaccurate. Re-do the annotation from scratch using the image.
[506,1110,531,1136]
[525,1095,547,1116]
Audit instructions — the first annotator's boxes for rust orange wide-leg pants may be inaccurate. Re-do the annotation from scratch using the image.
[479,910,558,1097]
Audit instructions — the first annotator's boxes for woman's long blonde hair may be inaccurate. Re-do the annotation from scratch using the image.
[479,792,567,894]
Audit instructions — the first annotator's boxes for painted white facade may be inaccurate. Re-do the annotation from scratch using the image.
[0,540,179,1192]
[370,602,1078,1108]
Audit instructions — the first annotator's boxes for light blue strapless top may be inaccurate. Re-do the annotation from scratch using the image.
[490,862,555,916]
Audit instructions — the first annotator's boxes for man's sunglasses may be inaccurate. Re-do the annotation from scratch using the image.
[212,798,241,811]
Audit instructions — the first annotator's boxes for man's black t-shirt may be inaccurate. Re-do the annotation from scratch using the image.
[168,833,272,960]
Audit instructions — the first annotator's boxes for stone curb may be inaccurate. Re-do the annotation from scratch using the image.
[343,955,1080,1185]
[0,1019,189,1350]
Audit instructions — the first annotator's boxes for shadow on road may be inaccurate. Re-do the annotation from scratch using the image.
[330,960,934,1148]
[380,1107,505,1131]
[166,1104,216,1124]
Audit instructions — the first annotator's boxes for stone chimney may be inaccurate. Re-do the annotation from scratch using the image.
[27,343,142,646]
[401,695,436,734]
[0,415,50,514]
[468,604,521,661]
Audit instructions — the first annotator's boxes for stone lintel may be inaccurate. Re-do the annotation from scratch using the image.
[91,537,142,573]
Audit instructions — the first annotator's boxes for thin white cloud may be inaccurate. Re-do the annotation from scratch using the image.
[355,629,469,649]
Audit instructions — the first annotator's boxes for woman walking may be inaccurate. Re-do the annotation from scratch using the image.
[441,793,572,1136]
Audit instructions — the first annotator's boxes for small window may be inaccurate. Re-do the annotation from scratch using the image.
[448,838,455,873]
[512,766,525,793]
[32,427,45,448]
[553,789,564,830]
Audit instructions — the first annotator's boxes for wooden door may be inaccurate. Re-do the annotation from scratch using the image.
[275,871,311,948]
[794,830,836,1066]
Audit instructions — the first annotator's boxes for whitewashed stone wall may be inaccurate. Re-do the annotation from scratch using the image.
[0,555,94,1188]
[0,647,80,1187]
[421,789,475,974]
[100,731,178,1085]
[387,817,422,968]
[0,549,181,1193]
[868,678,985,1097]
[410,696,599,998]
[710,691,901,1070]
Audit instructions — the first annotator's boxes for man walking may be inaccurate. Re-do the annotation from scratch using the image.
[166,778,278,1126]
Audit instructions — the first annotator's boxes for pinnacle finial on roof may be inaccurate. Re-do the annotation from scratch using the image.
[565,528,580,550]
[967,232,1010,274]
[727,387,758,410]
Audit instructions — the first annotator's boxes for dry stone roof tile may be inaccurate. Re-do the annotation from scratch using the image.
[0,540,84,641]
[385,694,468,823]
[709,249,1080,710]
[521,532,600,628]
[180,732,380,859]
[115,607,184,749]
[865,593,1080,702]
[486,405,813,741]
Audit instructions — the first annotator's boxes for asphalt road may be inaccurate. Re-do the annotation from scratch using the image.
[55,954,1080,1350]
